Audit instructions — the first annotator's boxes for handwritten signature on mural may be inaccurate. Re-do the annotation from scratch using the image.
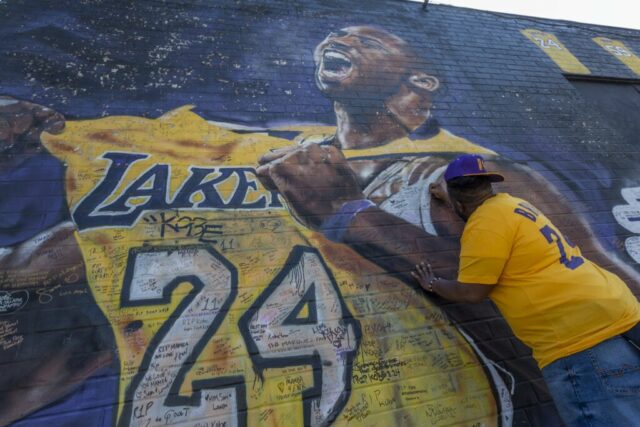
[118,245,360,427]
[613,187,640,263]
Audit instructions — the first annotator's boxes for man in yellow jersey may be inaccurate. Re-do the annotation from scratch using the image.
[413,154,640,426]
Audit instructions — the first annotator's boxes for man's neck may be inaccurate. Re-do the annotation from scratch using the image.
[465,191,497,220]
[333,101,418,150]
[461,190,496,222]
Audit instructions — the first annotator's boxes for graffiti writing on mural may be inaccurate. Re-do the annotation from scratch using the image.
[613,187,640,263]
[142,212,224,242]
[118,245,359,427]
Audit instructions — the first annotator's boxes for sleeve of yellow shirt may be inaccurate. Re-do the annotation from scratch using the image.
[458,227,510,285]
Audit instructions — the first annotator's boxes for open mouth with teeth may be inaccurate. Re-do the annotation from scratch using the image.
[319,49,353,82]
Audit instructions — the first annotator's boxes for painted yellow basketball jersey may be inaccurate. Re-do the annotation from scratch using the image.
[42,107,501,427]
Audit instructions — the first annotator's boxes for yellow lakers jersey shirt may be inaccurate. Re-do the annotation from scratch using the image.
[459,193,640,368]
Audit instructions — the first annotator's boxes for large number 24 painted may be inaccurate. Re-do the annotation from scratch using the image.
[118,245,361,427]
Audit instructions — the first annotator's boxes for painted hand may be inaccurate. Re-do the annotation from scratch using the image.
[256,143,365,229]
[0,96,65,157]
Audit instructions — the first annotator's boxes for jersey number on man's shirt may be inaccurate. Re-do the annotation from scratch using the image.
[515,203,584,271]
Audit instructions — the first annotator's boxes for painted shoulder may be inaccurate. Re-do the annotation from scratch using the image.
[265,124,496,159]
[42,106,293,165]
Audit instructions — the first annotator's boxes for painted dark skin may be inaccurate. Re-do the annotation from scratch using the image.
[0,97,114,425]
[312,25,440,152]
[259,26,443,214]
[0,97,65,169]
[257,26,640,300]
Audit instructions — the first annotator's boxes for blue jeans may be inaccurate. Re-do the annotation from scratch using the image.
[542,323,640,426]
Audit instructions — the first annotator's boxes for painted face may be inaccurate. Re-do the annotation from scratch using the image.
[313,26,412,99]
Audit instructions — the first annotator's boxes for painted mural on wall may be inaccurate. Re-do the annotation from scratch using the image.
[1,1,640,426]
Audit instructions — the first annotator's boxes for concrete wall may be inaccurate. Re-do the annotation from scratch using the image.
[1,0,640,426]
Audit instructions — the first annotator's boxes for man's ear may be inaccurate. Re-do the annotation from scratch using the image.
[408,71,439,92]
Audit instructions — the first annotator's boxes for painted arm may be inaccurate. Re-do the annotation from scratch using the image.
[339,204,461,284]
[257,144,464,287]
[0,96,85,286]
[0,221,86,288]
[257,144,640,297]
[0,97,114,425]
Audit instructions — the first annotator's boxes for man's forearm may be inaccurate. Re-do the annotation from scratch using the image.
[429,278,492,303]
[342,207,459,284]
